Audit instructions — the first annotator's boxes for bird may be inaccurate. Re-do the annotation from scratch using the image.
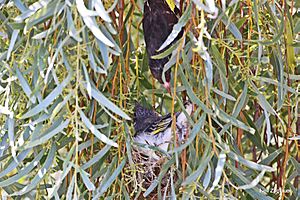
[133,101,193,160]
[143,0,183,93]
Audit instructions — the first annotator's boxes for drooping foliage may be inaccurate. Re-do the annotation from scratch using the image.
[0,0,299,199]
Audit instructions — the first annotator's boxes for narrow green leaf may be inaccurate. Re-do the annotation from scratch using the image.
[215,106,255,134]
[211,44,228,93]
[170,113,206,153]
[66,174,75,200]
[0,149,31,179]
[182,146,212,186]
[259,149,282,165]
[14,0,28,13]
[170,169,176,200]
[24,0,65,33]
[82,82,131,120]
[24,119,70,149]
[204,52,213,90]
[158,3,191,51]
[79,168,96,191]
[203,164,211,190]
[67,8,82,42]
[20,71,72,119]
[82,144,112,170]
[0,133,8,157]
[0,150,45,187]
[50,93,72,122]
[253,76,296,94]
[79,109,118,147]
[237,170,266,190]
[232,82,248,117]
[270,47,284,109]
[94,0,111,23]
[178,64,213,115]
[209,151,226,192]
[7,115,15,146]
[6,29,19,60]
[151,38,181,59]
[48,149,74,198]
[97,39,110,69]
[82,62,92,98]
[11,144,56,196]
[15,66,36,103]
[228,151,275,172]
[285,17,296,73]
[221,15,242,41]
[95,158,127,198]
[212,87,236,101]
[44,35,76,84]
[14,0,51,21]
[227,163,273,200]
[83,29,106,74]
[124,122,134,165]
[263,110,272,146]
[32,18,64,39]
[77,0,114,47]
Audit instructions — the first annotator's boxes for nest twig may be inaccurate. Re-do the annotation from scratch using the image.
[125,148,174,199]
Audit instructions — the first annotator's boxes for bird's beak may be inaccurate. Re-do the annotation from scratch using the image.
[164,82,171,94]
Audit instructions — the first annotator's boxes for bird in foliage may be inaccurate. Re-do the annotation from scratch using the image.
[133,101,193,160]
[143,0,183,93]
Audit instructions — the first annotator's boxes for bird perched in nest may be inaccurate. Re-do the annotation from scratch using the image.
[143,0,183,93]
[133,101,193,160]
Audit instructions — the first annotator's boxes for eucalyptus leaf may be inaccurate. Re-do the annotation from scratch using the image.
[94,158,127,198]
[21,71,73,119]
[209,151,226,192]
[0,149,45,187]
[23,119,70,149]
[79,109,118,147]
[82,82,131,120]
[11,144,56,196]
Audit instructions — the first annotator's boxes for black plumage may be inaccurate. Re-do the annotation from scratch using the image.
[133,103,161,134]
[133,101,193,160]
[143,0,183,92]
[134,103,180,135]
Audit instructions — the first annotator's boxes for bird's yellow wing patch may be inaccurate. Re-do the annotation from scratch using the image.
[149,116,173,135]
[166,0,175,12]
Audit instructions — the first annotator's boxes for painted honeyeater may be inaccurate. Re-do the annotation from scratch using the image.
[143,0,183,93]
[133,101,193,160]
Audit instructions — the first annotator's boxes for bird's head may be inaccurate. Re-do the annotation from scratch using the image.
[133,102,161,133]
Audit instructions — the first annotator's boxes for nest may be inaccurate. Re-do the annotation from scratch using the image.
[124,148,175,199]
